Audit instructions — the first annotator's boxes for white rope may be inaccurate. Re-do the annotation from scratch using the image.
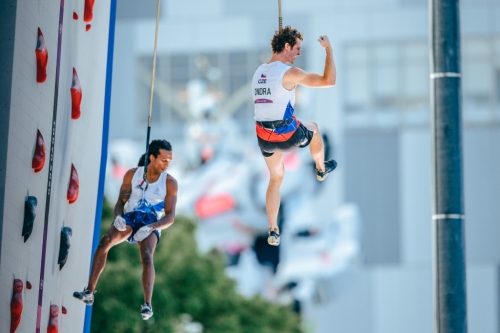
[142,0,162,195]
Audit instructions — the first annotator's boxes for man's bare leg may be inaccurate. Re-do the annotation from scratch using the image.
[264,152,285,237]
[87,225,133,292]
[301,121,326,172]
[138,233,157,305]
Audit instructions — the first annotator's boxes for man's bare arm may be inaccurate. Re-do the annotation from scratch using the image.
[284,35,336,89]
[150,175,178,231]
[113,169,136,218]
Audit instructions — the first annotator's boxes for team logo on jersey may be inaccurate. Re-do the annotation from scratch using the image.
[153,187,160,195]
[258,73,267,84]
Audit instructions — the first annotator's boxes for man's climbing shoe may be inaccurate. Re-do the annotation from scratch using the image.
[316,160,338,181]
[140,302,153,320]
[268,228,280,246]
[73,287,95,305]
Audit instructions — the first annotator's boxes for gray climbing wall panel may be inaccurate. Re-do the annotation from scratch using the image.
[0,0,111,332]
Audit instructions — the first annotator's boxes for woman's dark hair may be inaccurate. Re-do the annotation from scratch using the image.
[138,139,172,167]
[271,26,303,53]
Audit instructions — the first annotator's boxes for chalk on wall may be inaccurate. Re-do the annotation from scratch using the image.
[47,305,59,333]
[58,227,73,270]
[67,164,79,204]
[10,279,23,333]
[84,0,95,22]
[22,196,38,243]
[32,129,46,172]
[70,68,82,120]
[35,28,48,83]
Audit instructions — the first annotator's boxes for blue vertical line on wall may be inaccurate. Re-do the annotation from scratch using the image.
[83,0,116,331]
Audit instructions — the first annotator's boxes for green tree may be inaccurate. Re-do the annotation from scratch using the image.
[91,199,303,333]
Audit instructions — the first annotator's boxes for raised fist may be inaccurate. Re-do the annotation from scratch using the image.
[318,35,331,49]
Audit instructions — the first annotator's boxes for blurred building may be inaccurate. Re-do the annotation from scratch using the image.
[109,1,500,332]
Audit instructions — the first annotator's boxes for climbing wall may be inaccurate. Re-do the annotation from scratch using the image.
[0,0,112,332]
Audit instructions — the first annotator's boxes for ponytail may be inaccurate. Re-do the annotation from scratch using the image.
[138,153,147,167]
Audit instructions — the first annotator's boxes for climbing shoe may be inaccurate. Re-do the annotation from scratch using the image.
[316,160,338,181]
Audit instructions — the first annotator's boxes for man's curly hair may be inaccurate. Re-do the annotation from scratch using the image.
[271,26,303,53]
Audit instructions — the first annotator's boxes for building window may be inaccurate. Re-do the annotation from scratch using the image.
[462,38,497,118]
[344,41,429,116]
[344,37,500,124]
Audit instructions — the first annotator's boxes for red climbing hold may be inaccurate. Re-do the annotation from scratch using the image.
[73,12,78,20]
[26,281,32,290]
[47,305,59,333]
[61,306,67,315]
[32,129,45,172]
[10,279,23,333]
[70,68,82,120]
[67,164,79,204]
[84,0,95,22]
[35,28,48,83]
[86,24,91,32]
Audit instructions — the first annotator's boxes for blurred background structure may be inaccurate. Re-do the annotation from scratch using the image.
[105,0,500,332]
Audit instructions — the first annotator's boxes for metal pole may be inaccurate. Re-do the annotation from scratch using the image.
[429,0,467,332]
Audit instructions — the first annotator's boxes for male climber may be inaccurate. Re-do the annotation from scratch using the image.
[252,26,337,246]
[73,139,178,320]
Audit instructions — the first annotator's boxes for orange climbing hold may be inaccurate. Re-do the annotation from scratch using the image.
[35,28,48,83]
[10,279,23,333]
[67,164,79,204]
[47,305,59,333]
[84,0,95,22]
[70,68,82,120]
[32,130,45,172]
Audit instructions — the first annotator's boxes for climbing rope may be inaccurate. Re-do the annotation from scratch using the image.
[141,0,162,194]
[278,0,282,30]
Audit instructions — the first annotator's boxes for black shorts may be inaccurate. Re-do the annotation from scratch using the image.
[256,121,314,157]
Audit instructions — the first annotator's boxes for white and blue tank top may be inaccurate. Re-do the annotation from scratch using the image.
[125,167,167,219]
[251,61,296,121]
